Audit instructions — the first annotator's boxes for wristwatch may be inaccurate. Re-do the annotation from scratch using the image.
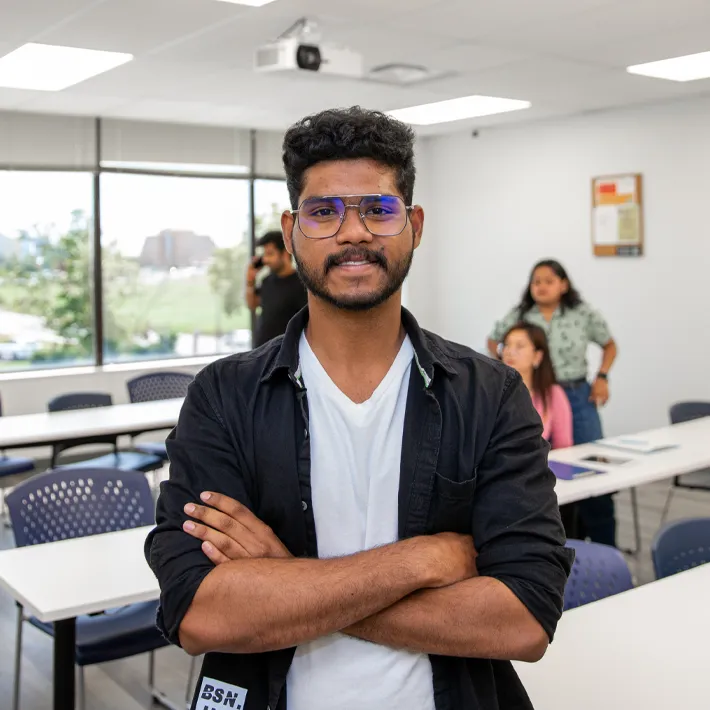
[596,372,608,380]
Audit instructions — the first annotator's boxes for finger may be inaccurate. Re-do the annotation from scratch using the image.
[199,492,270,535]
[202,541,231,565]
[184,503,265,555]
[183,519,252,559]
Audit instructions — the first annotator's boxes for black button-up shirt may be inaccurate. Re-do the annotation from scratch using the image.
[146,307,573,710]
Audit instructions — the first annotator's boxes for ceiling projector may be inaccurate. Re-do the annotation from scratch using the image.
[254,18,364,79]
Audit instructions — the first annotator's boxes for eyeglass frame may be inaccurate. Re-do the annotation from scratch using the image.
[289,193,415,239]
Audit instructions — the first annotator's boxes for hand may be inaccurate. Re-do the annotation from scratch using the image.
[590,377,610,407]
[183,492,292,565]
[419,533,478,588]
[246,259,259,285]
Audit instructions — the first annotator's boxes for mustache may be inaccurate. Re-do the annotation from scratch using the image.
[325,247,387,272]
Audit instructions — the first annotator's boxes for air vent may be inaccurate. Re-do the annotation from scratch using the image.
[366,63,453,86]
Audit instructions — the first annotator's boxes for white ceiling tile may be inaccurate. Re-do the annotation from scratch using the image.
[14,91,129,115]
[491,0,710,64]
[399,0,615,41]
[0,87,43,110]
[0,0,96,43]
[1,0,710,134]
[35,0,246,54]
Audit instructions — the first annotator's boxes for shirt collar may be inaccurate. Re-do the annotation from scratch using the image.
[261,306,455,388]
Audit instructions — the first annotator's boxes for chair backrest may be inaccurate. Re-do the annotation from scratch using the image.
[651,518,710,580]
[669,401,710,425]
[563,539,634,610]
[48,392,113,413]
[47,392,117,466]
[6,467,154,547]
[127,372,193,403]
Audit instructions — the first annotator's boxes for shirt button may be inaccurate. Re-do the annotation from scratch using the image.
[302,500,308,512]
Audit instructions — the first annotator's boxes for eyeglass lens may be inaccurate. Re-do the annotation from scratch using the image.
[297,195,407,239]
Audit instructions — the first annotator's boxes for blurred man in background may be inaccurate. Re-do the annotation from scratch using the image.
[246,230,307,347]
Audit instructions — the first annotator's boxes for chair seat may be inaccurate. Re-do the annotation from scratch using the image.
[61,451,163,473]
[29,601,168,666]
[0,456,35,479]
[135,441,168,460]
[676,469,710,490]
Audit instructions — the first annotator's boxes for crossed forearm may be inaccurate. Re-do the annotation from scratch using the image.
[345,576,548,663]
[179,538,435,656]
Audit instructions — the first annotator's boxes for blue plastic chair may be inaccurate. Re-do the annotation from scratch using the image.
[652,517,710,580]
[661,402,710,523]
[6,467,168,710]
[0,394,35,514]
[563,539,634,610]
[0,393,35,478]
[127,372,193,459]
[47,392,162,473]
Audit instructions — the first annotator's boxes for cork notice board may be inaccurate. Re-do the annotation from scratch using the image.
[591,174,644,257]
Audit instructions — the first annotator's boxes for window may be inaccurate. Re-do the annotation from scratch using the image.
[254,179,290,237]
[100,173,252,362]
[0,171,94,371]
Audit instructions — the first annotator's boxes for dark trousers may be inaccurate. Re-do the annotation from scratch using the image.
[560,380,617,547]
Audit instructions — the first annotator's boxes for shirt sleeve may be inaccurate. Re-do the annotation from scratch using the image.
[549,385,573,449]
[489,307,520,342]
[472,371,574,641]
[585,305,613,347]
[144,372,254,646]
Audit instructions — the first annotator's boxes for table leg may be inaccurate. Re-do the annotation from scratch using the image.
[54,617,76,710]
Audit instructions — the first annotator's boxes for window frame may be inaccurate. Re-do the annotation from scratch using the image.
[0,120,287,374]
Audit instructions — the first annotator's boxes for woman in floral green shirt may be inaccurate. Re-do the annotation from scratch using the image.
[488,260,618,546]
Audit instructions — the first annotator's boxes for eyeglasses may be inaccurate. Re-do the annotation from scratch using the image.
[290,194,413,240]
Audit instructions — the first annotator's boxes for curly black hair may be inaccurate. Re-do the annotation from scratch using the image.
[282,106,416,209]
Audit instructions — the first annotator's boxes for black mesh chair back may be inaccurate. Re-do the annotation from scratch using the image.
[670,401,710,424]
[48,392,113,413]
[47,392,118,468]
[127,372,193,403]
[6,467,154,547]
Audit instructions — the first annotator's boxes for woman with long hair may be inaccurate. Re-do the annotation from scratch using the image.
[501,323,572,450]
[488,259,618,546]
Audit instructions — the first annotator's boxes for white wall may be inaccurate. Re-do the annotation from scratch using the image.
[0,357,215,462]
[405,138,439,330]
[0,357,212,416]
[409,95,710,436]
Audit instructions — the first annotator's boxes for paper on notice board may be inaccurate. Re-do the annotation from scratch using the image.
[593,204,619,245]
[616,177,636,198]
[617,204,640,243]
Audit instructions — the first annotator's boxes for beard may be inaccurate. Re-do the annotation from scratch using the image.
[292,240,414,312]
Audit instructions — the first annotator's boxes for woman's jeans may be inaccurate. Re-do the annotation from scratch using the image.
[561,380,617,547]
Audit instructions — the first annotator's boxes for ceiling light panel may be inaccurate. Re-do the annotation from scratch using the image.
[0,43,133,91]
[388,95,531,125]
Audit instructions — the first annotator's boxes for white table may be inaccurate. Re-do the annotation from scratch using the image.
[0,526,159,709]
[515,564,710,709]
[552,417,710,505]
[0,398,184,450]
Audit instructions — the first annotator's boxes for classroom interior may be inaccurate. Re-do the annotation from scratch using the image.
[0,0,709,708]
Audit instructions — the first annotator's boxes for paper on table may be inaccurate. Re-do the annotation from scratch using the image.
[596,435,678,454]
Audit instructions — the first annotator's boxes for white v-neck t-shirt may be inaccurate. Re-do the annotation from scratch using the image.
[286,332,435,710]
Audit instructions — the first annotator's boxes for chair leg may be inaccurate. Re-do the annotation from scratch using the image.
[660,485,675,526]
[78,666,86,710]
[630,487,642,555]
[12,604,23,710]
[148,650,156,689]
